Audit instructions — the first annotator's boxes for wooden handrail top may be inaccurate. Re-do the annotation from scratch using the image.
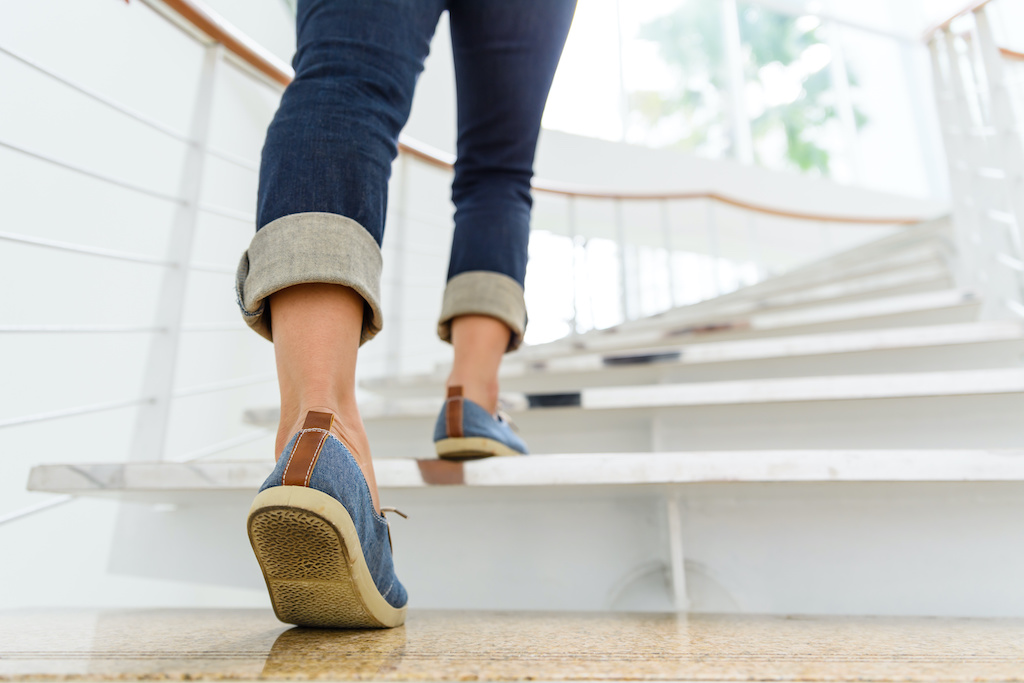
[1001,47,1024,62]
[921,0,993,41]
[150,0,931,225]
[159,0,293,86]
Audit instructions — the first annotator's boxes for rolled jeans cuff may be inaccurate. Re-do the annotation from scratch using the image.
[235,212,383,345]
[437,271,527,352]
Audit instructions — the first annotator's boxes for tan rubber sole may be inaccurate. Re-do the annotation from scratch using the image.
[435,436,523,460]
[247,486,406,629]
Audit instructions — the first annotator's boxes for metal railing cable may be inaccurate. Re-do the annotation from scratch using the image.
[0,40,259,175]
[172,373,277,399]
[198,203,256,223]
[0,397,157,430]
[0,497,75,528]
[0,43,193,144]
[0,374,276,432]
[0,324,167,334]
[0,230,237,276]
[0,137,185,205]
[0,229,177,267]
[168,427,275,463]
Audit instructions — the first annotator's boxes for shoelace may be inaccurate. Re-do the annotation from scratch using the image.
[495,399,520,433]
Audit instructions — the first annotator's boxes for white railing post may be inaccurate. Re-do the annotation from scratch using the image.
[386,154,410,377]
[746,213,765,283]
[974,7,1024,315]
[614,199,631,321]
[935,30,988,305]
[705,199,723,297]
[721,0,753,164]
[660,200,678,308]
[127,43,222,462]
[665,495,690,612]
[825,22,864,184]
[819,220,833,253]
[567,196,579,333]
[614,0,629,142]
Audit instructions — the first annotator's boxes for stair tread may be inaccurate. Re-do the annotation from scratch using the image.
[28,449,1024,497]
[615,258,952,333]
[517,289,979,359]
[618,219,951,323]
[338,368,1024,423]
[363,321,1024,394]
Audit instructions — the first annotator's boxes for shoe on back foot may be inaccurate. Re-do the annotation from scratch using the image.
[433,385,528,459]
[247,410,407,628]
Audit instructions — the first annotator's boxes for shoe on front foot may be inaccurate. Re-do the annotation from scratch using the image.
[433,385,528,459]
[247,410,407,629]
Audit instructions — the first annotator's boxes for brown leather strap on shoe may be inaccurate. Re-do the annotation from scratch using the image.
[445,386,464,438]
[281,411,335,486]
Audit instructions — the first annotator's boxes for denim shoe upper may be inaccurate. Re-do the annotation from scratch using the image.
[433,390,529,454]
[259,429,408,609]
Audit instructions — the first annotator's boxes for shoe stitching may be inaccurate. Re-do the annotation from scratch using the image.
[280,431,309,486]
[302,429,330,486]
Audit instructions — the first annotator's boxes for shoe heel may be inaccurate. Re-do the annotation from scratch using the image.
[247,486,406,628]
[435,436,523,459]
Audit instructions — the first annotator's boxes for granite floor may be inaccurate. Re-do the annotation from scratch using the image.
[1,609,1023,681]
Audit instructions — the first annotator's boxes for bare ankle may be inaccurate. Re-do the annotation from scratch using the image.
[447,378,500,415]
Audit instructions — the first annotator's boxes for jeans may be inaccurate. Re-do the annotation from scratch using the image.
[235,0,577,350]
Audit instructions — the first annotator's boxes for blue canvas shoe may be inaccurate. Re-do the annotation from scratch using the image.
[434,386,528,459]
[247,411,407,628]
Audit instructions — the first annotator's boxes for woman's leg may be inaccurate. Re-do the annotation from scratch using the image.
[269,283,379,510]
[237,0,445,506]
[447,315,510,414]
[440,0,577,410]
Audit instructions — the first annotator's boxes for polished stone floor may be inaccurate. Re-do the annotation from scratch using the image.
[1,609,1023,681]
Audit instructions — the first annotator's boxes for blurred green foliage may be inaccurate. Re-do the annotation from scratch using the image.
[633,1,867,175]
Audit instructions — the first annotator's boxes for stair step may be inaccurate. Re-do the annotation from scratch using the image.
[579,367,1024,409]
[616,256,953,334]
[702,219,951,301]
[253,368,1024,452]
[353,367,1024,417]
[27,450,1024,502]
[363,321,1024,397]
[536,221,953,344]
[518,289,980,359]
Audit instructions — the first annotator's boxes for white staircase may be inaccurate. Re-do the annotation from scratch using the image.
[10,0,1024,618]
[29,217,1024,616]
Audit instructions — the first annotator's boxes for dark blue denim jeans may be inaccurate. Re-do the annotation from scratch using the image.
[235,0,576,350]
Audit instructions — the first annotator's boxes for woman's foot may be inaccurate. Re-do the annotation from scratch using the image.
[434,385,528,459]
[250,409,407,628]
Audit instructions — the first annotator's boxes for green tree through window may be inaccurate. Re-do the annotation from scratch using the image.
[631,1,867,176]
